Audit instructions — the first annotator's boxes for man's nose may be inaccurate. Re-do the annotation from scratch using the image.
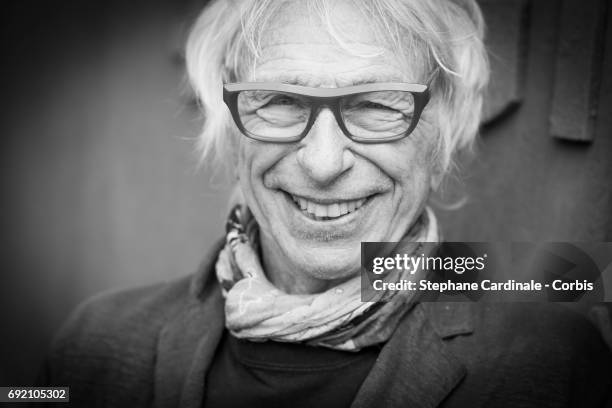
[296,109,355,186]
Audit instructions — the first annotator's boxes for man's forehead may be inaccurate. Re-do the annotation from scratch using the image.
[252,43,416,87]
[265,0,373,41]
[259,1,385,56]
[251,5,416,87]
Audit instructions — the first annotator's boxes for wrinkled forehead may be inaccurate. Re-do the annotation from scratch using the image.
[245,0,428,87]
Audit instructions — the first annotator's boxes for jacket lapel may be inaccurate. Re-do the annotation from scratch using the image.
[153,239,226,408]
[351,303,474,408]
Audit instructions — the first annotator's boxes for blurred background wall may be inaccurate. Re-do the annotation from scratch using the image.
[0,0,231,385]
[1,0,611,387]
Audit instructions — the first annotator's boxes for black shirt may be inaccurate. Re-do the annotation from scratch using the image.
[202,330,381,408]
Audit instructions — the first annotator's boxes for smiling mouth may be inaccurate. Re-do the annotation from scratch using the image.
[287,193,370,221]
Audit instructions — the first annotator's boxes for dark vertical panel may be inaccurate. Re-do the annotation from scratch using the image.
[479,0,528,125]
[549,0,608,142]
[597,1,612,241]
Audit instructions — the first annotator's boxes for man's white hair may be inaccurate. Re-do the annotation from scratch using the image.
[186,0,489,181]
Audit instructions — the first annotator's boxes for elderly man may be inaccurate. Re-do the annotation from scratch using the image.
[42,0,612,407]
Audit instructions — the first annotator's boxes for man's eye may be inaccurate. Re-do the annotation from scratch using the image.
[361,101,398,111]
[267,95,299,106]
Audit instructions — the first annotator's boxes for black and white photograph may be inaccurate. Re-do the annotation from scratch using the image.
[1,0,612,406]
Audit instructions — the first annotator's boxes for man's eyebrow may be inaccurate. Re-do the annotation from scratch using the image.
[349,78,386,86]
[257,73,323,87]
[347,73,406,85]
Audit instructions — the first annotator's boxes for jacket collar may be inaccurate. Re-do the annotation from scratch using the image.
[422,302,475,339]
[351,302,474,408]
[153,239,226,408]
[153,239,475,408]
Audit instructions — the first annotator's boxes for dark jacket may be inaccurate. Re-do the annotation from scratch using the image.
[42,240,612,407]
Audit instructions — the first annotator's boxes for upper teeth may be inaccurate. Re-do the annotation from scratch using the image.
[291,195,366,218]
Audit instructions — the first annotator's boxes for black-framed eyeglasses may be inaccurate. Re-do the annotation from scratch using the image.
[222,74,435,144]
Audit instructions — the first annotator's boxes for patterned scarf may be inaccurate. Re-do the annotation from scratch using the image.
[215,205,439,351]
